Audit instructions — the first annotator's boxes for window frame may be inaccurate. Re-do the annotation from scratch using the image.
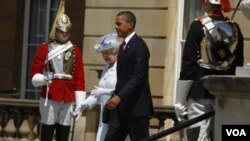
[173,0,204,102]
[20,0,58,99]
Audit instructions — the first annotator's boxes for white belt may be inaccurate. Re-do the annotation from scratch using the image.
[44,73,72,106]
[53,74,72,80]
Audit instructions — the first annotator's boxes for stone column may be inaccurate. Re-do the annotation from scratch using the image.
[201,66,250,141]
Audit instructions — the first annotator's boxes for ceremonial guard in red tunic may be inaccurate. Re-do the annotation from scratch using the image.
[30,11,86,141]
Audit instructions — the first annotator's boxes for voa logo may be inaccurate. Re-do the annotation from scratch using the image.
[226,129,246,136]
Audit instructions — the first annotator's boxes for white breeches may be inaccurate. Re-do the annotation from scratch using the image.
[39,98,73,126]
[187,98,214,141]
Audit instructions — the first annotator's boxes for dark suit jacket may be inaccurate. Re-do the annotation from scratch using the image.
[113,33,154,118]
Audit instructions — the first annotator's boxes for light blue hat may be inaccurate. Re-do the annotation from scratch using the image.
[94,32,121,53]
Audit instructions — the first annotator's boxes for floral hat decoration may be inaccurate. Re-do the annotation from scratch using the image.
[94,32,121,53]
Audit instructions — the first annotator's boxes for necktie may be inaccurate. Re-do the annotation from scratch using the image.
[118,41,126,57]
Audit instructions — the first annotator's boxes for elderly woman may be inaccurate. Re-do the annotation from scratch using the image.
[74,32,130,141]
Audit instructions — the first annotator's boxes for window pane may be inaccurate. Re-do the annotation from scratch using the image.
[25,0,59,100]
[183,0,204,39]
[50,0,59,30]
[29,0,47,44]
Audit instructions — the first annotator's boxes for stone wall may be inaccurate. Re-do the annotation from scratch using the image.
[82,0,178,140]
[83,0,173,105]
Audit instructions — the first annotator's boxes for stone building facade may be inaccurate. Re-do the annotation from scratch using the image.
[0,0,249,140]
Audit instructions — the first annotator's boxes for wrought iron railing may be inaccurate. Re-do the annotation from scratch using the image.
[140,110,215,141]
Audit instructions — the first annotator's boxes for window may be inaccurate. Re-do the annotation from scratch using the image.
[183,0,204,38]
[20,0,59,99]
[173,0,204,100]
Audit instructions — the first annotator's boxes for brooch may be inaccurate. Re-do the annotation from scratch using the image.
[65,51,72,60]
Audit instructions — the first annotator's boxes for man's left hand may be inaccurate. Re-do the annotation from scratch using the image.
[107,95,121,110]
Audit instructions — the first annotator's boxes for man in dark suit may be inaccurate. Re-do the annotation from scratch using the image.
[104,11,154,141]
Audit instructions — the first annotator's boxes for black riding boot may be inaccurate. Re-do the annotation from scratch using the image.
[186,126,200,141]
[40,124,55,141]
[55,123,71,141]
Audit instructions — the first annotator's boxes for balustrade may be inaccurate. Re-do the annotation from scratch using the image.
[0,98,40,141]
[0,97,177,141]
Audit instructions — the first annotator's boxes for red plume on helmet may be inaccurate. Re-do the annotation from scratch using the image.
[220,0,231,12]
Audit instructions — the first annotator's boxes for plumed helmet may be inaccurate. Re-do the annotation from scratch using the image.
[94,32,121,53]
[49,0,68,40]
[209,0,220,5]
[56,13,72,32]
[205,0,231,12]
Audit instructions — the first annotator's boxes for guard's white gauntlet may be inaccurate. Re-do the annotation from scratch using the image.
[174,103,188,121]
[73,91,87,121]
[74,91,87,108]
[31,73,52,87]
[174,80,193,121]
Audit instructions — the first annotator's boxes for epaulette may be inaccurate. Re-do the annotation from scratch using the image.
[225,17,234,23]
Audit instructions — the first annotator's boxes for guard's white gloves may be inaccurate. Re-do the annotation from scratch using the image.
[74,91,87,107]
[72,102,88,121]
[174,80,193,121]
[43,72,54,82]
[73,91,86,120]
[174,103,188,121]
[31,72,53,87]
[90,86,113,97]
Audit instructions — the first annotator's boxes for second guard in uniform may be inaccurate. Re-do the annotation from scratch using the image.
[179,0,244,140]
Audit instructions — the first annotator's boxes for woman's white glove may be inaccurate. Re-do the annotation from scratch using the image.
[90,86,113,97]
[72,103,88,121]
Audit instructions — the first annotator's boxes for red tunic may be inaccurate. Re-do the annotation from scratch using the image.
[30,43,85,102]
